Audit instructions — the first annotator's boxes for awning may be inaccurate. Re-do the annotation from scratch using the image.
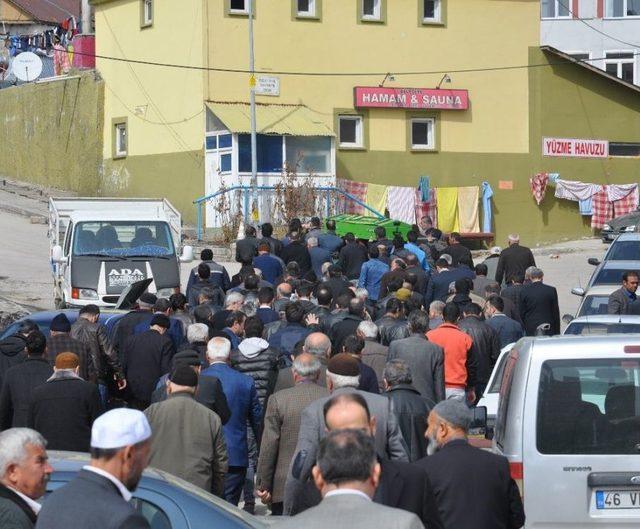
[205,102,335,136]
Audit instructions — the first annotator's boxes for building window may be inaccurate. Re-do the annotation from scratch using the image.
[114,122,127,158]
[297,0,316,16]
[606,0,640,16]
[423,0,441,22]
[285,136,332,174]
[238,134,283,173]
[362,0,381,20]
[541,0,571,18]
[411,118,435,150]
[141,0,153,26]
[609,142,640,156]
[229,0,249,14]
[338,116,363,148]
[604,52,635,83]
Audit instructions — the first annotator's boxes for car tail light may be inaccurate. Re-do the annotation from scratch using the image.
[510,461,524,498]
[71,288,79,299]
[624,346,640,354]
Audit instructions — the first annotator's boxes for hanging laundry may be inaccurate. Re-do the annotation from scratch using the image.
[53,43,71,76]
[437,187,460,233]
[365,183,388,216]
[530,173,549,206]
[548,173,560,185]
[579,198,593,216]
[481,181,494,233]
[418,176,430,203]
[387,186,416,224]
[66,44,74,64]
[414,188,437,229]
[554,179,603,202]
[591,184,638,229]
[457,186,480,233]
[612,185,639,217]
[607,183,639,203]
[592,187,613,229]
[337,178,367,215]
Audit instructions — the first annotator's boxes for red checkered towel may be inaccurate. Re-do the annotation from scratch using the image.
[415,188,438,228]
[591,184,639,229]
[337,178,367,215]
[530,173,549,206]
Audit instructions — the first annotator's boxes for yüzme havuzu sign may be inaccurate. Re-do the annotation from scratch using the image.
[543,137,609,158]
[354,87,469,110]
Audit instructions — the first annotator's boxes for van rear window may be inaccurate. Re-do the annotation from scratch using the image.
[537,359,640,454]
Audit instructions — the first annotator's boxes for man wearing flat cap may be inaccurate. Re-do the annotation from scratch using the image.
[111,292,158,356]
[416,400,525,529]
[144,366,228,495]
[46,313,94,382]
[28,353,101,452]
[36,408,153,529]
[122,314,175,410]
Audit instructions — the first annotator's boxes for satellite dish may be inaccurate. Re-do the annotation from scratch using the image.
[12,52,43,82]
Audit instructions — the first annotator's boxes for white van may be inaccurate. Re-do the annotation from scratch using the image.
[494,335,640,527]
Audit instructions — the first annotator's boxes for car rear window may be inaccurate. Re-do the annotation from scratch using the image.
[565,323,640,335]
[537,358,640,454]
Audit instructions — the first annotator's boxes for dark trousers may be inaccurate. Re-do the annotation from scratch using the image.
[224,466,247,506]
[242,428,258,508]
[271,502,284,516]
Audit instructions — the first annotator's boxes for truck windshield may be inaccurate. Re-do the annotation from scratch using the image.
[72,221,175,258]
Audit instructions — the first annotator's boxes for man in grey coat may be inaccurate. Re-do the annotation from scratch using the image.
[283,354,408,514]
[274,429,423,529]
[144,366,228,495]
[0,429,52,529]
[608,270,639,315]
[388,311,445,404]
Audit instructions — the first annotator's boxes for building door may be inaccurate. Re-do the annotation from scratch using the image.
[204,133,233,228]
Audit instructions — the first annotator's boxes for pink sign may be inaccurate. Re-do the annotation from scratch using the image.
[354,86,469,110]
[543,137,609,158]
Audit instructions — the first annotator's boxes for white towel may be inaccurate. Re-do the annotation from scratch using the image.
[607,183,638,202]
[554,179,602,201]
[387,186,417,224]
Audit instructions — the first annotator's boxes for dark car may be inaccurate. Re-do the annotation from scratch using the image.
[46,452,267,529]
[601,208,640,242]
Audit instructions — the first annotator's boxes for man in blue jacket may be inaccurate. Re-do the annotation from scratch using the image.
[357,246,389,302]
[201,337,262,506]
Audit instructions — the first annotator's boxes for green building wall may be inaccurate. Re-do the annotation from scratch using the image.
[336,48,640,245]
[0,72,104,194]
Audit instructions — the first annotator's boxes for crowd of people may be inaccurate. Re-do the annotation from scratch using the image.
[0,215,551,529]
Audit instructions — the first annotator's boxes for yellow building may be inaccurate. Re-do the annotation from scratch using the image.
[92,0,640,243]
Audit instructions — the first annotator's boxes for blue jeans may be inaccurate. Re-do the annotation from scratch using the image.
[98,383,109,409]
[224,466,247,506]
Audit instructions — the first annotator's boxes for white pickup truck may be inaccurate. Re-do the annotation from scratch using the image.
[48,197,193,308]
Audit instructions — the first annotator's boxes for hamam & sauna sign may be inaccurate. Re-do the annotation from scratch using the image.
[543,137,609,158]
[354,87,469,110]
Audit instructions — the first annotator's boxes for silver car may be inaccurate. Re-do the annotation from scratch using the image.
[564,315,640,335]
[494,335,640,527]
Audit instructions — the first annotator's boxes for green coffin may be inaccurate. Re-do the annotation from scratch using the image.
[328,214,413,241]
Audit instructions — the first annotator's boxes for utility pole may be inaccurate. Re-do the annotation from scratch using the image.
[248,0,258,221]
[81,0,92,34]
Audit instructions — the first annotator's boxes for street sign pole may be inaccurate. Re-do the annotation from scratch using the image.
[249,0,258,221]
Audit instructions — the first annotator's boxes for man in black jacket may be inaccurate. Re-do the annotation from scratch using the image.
[111,292,157,359]
[280,231,312,275]
[495,234,536,285]
[418,399,525,529]
[458,303,501,400]
[46,313,94,382]
[259,222,283,257]
[28,352,102,452]
[122,314,175,410]
[338,232,368,281]
[519,267,560,336]
[443,232,474,269]
[0,320,35,389]
[236,225,259,264]
[288,392,443,529]
[0,331,52,430]
[384,360,433,462]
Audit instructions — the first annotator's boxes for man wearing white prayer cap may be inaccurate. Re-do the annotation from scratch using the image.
[35,409,152,529]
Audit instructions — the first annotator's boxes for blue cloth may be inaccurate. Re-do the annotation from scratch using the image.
[133,315,184,351]
[404,242,429,272]
[256,307,279,325]
[358,361,380,394]
[268,323,312,360]
[548,173,560,184]
[426,266,475,304]
[309,245,332,278]
[419,176,431,203]
[486,314,524,349]
[482,181,494,233]
[579,197,593,216]
[201,363,262,467]
[252,254,283,285]
[318,232,343,253]
[357,258,390,301]
[224,466,247,505]
[222,328,241,350]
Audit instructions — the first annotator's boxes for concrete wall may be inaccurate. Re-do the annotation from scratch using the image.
[0,72,104,194]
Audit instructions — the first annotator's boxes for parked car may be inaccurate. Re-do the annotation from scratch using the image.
[45,452,268,529]
[477,344,515,430]
[493,335,640,527]
[564,315,640,335]
[569,285,617,318]
[588,233,640,265]
[601,209,640,242]
[585,260,640,288]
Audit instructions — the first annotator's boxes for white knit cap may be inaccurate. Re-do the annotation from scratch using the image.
[91,409,152,449]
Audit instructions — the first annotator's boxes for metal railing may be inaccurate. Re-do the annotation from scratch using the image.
[193,185,384,240]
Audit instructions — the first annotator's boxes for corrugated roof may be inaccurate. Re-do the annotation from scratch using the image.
[205,102,335,136]
[9,0,80,24]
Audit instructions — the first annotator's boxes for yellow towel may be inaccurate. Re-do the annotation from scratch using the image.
[365,183,388,215]
[437,187,459,232]
[458,186,480,233]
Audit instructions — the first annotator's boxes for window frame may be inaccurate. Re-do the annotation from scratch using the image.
[337,115,365,149]
[360,0,385,23]
[604,50,636,84]
[605,0,640,18]
[541,0,572,18]
[112,118,128,159]
[422,0,442,23]
[227,0,251,17]
[296,0,316,17]
[409,117,436,151]
[140,0,153,28]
